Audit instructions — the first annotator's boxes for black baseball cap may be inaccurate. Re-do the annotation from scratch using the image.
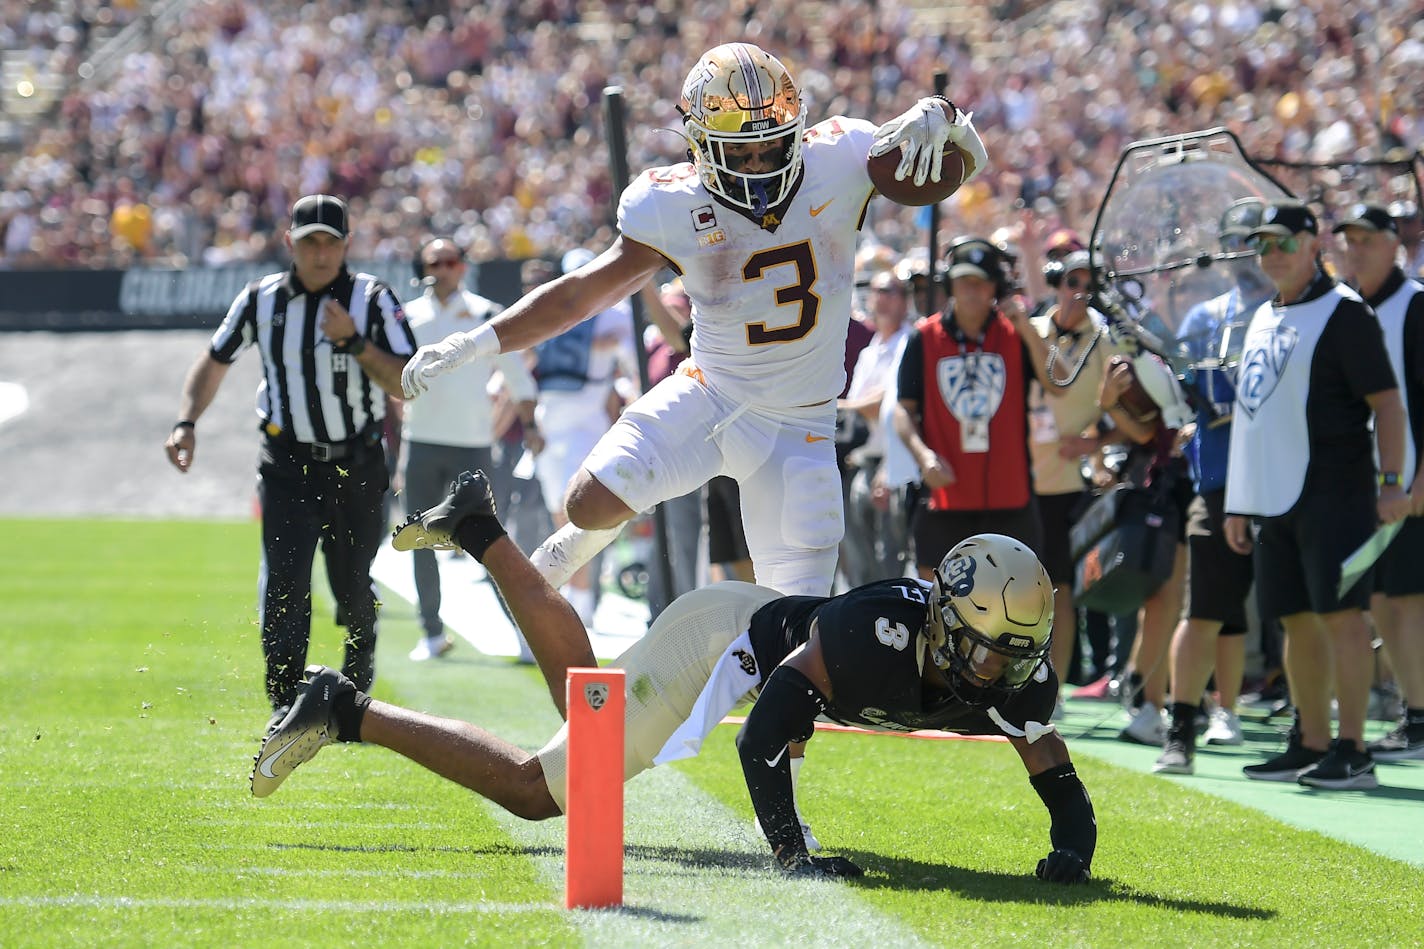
[1331,202,1398,235]
[290,194,349,240]
[946,239,997,281]
[1250,201,1318,238]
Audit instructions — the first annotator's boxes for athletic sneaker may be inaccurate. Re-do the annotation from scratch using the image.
[1368,720,1424,761]
[1297,738,1379,790]
[409,633,455,662]
[250,665,352,798]
[1242,741,1326,782]
[1119,702,1165,746]
[392,470,497,552]
[1204,708,1244,746]
[1152,736,1194,775]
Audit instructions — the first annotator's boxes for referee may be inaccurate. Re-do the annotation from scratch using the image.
[165,194,417,723]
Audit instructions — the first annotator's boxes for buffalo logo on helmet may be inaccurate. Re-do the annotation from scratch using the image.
[927,534,1053,706]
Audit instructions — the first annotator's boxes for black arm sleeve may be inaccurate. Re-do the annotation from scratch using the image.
[735,665,826,866]
[1029,763,1097,866]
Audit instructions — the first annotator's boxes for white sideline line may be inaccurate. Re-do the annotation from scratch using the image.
[369,543,649,660]
[182,865,492,880]
[192,818,455,831]
[0,896,549,914]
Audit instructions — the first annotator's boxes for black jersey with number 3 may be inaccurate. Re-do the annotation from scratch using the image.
[747,577,1057,737]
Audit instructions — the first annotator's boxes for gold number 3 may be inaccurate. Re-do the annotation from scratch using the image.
[742,240,820,345]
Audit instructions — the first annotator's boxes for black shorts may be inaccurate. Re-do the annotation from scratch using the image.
[706,475,750,564]
[1254,489,1376,618]
[913,502,1043,571]
[1185,489,1253,633]
[1035,490,1088,584]
[1375,515,1424,597]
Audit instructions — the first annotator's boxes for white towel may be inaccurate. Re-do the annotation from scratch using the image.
[653,630,762,765]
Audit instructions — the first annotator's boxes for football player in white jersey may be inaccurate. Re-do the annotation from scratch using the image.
[399,42,986,844]
[403,41,984,596]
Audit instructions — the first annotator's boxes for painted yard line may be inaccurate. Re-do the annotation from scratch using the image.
[0,896,551,915]
[192,818,458,831]
[180,865,495,879]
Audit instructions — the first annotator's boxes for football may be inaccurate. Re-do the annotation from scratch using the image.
[1107,354,1161,425]
[867,101,969,206]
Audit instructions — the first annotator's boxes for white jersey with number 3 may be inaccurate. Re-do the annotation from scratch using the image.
[618,116,878,408]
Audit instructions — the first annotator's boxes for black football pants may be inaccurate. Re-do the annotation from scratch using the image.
[257,439,388,709]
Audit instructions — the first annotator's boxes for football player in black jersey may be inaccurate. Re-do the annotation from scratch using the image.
[252,470,1096,884]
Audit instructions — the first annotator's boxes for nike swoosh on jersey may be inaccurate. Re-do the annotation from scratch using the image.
[258,734,303,779]
[805,433,830,443]
[764,744,789,769]
[809,199,834,217]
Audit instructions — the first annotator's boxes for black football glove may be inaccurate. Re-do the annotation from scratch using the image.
[1035,848,1090,884]
[783,854,864,878]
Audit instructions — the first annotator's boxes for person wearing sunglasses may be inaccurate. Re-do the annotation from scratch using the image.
[398,237,543,663]
[1019,250,1135,707]
[1332,202,1424,764]
[1224,200,1411,790]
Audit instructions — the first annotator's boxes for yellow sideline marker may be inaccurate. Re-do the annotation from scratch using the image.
[565,667,624,909]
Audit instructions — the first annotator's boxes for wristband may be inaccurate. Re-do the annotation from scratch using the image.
[1380,472,1401,487]
[173,420,195,431]
[337,334,367,356]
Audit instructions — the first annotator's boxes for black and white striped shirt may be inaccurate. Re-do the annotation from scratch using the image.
[210,265,417,444]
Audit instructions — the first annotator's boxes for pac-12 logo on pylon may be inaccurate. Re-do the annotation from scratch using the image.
[584,682,609,711]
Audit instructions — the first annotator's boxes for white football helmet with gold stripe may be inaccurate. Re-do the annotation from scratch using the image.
[677,43,805,214]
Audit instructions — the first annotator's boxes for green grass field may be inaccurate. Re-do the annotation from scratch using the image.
[4,519,1423,947]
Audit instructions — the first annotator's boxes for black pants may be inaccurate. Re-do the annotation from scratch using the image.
[257,437,388,708]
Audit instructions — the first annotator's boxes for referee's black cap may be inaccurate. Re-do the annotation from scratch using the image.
[290,194,349,240]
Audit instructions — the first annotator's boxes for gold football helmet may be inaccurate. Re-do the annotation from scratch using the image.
[677,43,805,214]
[927,534,1053,701]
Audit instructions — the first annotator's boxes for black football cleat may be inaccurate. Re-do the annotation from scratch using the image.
[391,469,498,552]
[250,665,352,798]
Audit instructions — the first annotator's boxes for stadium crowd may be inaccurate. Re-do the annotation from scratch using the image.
[1,0,1422,269]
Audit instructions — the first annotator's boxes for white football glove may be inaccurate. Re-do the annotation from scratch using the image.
[401,329,491,398]
[870,97,988,187]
